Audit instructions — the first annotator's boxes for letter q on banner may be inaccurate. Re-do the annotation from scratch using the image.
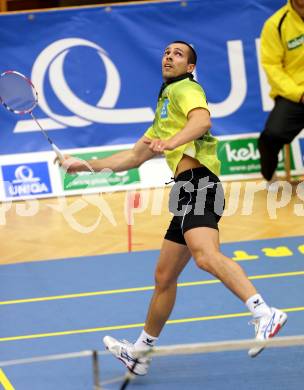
[14,38,154,133]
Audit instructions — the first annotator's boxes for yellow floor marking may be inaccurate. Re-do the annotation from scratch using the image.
[1,271,303,306]
[0,369,15,390]
[0,306,303,343]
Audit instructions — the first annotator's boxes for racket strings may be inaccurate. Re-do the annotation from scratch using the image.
[0,70,64,160]
[0,71,37,113]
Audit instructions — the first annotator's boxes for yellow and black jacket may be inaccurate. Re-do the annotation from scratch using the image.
[260,0,304,102]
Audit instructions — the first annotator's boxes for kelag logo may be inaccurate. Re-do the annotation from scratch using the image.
[217,138,288,175]
[2,162,52,198]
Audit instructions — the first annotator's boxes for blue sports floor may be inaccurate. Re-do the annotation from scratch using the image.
[0,236,303,389]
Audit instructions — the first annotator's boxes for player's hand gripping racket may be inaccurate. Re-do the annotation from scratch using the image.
[0,70,64,161]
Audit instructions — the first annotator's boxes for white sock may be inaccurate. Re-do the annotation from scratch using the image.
[246,294,272,318]
[134,330,158,351]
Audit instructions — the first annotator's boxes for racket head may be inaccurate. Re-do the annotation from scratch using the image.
[0,70,38,114]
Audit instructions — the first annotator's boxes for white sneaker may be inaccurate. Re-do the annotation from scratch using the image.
[103,335,151,375]
[248,307,288,358]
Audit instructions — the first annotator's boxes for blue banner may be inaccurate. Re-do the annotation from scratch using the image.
[0,0,286,155]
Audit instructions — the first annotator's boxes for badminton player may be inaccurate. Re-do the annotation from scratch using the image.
[60,41,287,374]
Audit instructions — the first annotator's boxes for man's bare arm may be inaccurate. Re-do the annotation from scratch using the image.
[60,136,156,173]
[169,108,211,148]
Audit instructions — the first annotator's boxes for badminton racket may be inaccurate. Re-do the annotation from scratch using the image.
[0,70,64,161]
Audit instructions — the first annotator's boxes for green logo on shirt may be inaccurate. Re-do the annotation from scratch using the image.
[160,98,169,118]
[287,34,304,50]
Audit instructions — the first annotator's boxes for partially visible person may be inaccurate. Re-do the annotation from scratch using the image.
[258,0,304,184]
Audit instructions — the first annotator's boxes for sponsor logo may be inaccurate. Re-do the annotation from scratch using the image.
[287,34,304,50]
[2,162,52,198]
[143,338,154,346]
[264,313,276,337]
[253,299,264,309]
[218,138,290,175]
[160,98,169,119]
[120,350,137,363]
[14,38,154,133]
[225,142,259,162]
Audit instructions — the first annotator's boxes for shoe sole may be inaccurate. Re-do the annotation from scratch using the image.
[249,313,288,358]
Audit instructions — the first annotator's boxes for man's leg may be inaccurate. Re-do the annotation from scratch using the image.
[184,226,256,301]
[258,97,304,181]
[184,226,287,357]
[258,132,283,182]
[143,239,191,336]
[103,238,191,374]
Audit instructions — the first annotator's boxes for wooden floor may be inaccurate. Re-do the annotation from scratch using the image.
[1,180,303,264]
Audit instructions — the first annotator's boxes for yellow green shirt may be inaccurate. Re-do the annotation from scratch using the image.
[144,76,221,176]
[260,0,304,102]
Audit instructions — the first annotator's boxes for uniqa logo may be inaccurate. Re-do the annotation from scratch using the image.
[7,165,49,196]
[13,165,40,183]
[14,38,154,133]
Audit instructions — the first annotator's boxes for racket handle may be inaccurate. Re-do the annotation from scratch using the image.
[52,143,64,161]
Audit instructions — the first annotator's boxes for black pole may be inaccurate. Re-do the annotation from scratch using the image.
[92,350,101,390]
